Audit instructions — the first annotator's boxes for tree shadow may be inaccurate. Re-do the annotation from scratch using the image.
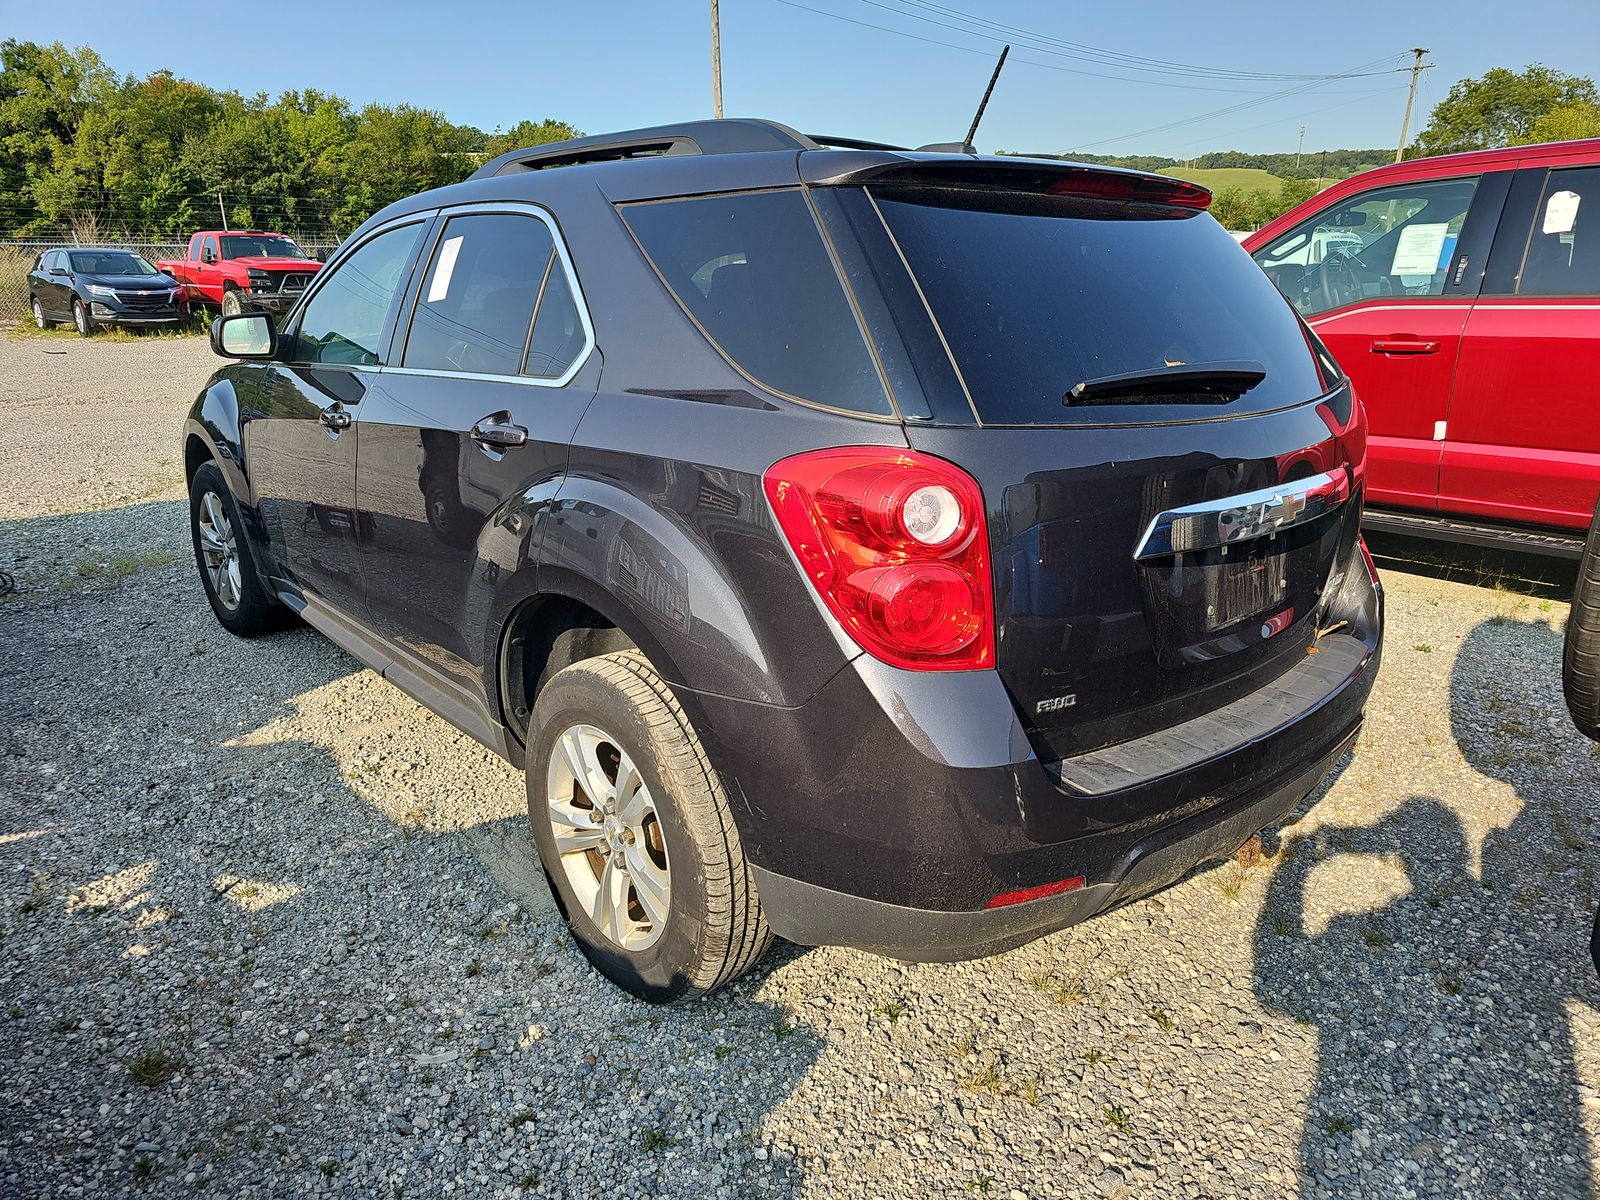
[0,543,822,1198]
[1252,610,1600,1198]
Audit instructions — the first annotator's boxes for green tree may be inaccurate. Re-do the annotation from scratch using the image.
[1415,64,1598,155]
[483,118,583,159]
[1522,102,1600,144]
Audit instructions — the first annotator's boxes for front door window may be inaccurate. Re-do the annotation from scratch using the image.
[1253,177,1479,316]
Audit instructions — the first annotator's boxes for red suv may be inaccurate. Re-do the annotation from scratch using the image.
[1244,139,1600,740]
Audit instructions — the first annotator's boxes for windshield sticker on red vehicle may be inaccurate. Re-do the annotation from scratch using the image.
[1389,223,1450,276]
[427,236,464,303]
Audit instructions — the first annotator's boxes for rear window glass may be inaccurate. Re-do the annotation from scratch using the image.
[621,191,891,416]
[871,189,1328,424]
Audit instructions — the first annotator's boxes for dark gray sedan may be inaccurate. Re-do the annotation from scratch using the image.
[27,247,187,335]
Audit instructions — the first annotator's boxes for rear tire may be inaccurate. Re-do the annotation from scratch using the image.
[527,651,771,1003]
[189,461,291,637]
[31,296,54,329]
[1564,503,1600,742]
[72,299,94,337]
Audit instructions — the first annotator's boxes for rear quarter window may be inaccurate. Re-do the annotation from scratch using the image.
[620,190,892,416]
[870,187,1328,424]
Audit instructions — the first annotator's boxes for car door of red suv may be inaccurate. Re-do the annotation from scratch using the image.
[1440,160,1600,531]
[1250,170,1510,512]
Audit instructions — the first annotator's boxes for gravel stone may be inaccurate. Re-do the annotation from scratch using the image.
[3,334,1599,1198]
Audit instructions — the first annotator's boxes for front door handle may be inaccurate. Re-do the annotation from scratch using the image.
[471,417,528,448]
[1370,338,1440,355]
[320,405,352,430]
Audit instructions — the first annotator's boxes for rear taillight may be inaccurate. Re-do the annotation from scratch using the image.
[764,447,994,671]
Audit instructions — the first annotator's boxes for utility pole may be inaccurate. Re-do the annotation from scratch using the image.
[1295,125,1305,171]
[710,0,724,119]
[1395,48,1431,163]
[217,190,228,231]
[1316,150,1326,191]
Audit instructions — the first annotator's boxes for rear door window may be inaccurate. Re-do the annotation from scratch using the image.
[1516,166,1600,297]
[872,187,1328,424]
[402,212,558,376]
[621,190,892,416]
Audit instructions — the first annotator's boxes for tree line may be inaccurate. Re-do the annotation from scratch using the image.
[4,40,1597,241]
[0,39,579,238]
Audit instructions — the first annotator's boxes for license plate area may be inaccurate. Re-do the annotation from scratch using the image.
[1138,513,1338,668]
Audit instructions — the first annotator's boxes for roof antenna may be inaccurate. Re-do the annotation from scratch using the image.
[963,45,1009,153]
[919,45,1009,154]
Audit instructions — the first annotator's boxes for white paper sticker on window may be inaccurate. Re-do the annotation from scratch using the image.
[1543,190,1581,235]
[1390,223,1450,275]
[426,236,464,303]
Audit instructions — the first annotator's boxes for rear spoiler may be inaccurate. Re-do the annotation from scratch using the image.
[797,152,1212,210]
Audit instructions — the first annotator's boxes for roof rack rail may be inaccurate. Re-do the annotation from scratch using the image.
[469,119,821,179]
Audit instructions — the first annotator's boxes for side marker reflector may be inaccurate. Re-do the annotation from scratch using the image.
[984,875,1086,910]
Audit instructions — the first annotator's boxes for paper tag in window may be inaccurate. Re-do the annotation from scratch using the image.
[1390,223,1450,275]
[1543,190,1581,235]
[427,236,463,303]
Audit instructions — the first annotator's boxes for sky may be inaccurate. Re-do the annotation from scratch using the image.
[4,0,1598,158]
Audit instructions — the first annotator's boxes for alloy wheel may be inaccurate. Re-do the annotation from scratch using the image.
[74,302,88,335]
[545,724,671,952]
[32,298,45,329]
[196,490,243,610]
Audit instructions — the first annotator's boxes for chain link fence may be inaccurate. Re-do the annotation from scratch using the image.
[0,235,343,326]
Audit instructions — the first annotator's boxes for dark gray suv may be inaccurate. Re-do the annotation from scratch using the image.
[184,119,1382,1002]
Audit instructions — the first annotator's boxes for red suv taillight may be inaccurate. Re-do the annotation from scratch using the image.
[763,447,994,671]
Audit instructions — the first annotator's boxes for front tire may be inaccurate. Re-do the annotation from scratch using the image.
[31,296,54,329]
[1564,502,1600,742]
[527,651,771,1003]
[72,299,94,337]
[189,461,291,637]
[221,289,243,317]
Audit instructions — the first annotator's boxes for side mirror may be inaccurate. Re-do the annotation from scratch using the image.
[212,311,276,360]
[49,265,69,277]
[201,248,217,264]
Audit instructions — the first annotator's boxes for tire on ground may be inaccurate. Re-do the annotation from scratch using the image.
[188,460,293,637]
[221,289,243,317]
[527,650,771,1002]
[1564,501,1600,742]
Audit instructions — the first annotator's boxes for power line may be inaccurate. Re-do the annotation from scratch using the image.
[856,0,1408,82]
[771,0,1402,97]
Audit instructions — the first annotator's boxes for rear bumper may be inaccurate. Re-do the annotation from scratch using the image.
[686,539,1381,960]
[751,719,1358,960]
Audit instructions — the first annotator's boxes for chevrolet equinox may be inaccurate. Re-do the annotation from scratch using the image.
[184,119,1383,1002]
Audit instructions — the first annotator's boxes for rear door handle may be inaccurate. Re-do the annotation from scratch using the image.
[320,405,352,430]
[471,417,528,448]
[1370,338,1439,355]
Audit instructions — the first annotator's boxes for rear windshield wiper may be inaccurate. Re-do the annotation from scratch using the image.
[1065,359,1267,405]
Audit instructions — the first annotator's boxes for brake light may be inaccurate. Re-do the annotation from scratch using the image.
[1047,171,1211,210]
[764,447,994,671]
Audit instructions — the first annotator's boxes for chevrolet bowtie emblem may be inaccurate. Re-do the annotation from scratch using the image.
[1265,490,1306,525]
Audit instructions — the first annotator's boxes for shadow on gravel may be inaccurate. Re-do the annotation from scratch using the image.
[2,563,823,1196]
[1252,611,1600,1199]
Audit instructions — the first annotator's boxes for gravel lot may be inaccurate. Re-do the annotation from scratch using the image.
[3,333,1600,1199]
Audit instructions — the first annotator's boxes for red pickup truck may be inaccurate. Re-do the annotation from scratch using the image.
[160,231,323,317]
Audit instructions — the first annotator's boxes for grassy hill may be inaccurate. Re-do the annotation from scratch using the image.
[1161,166,1287,193]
